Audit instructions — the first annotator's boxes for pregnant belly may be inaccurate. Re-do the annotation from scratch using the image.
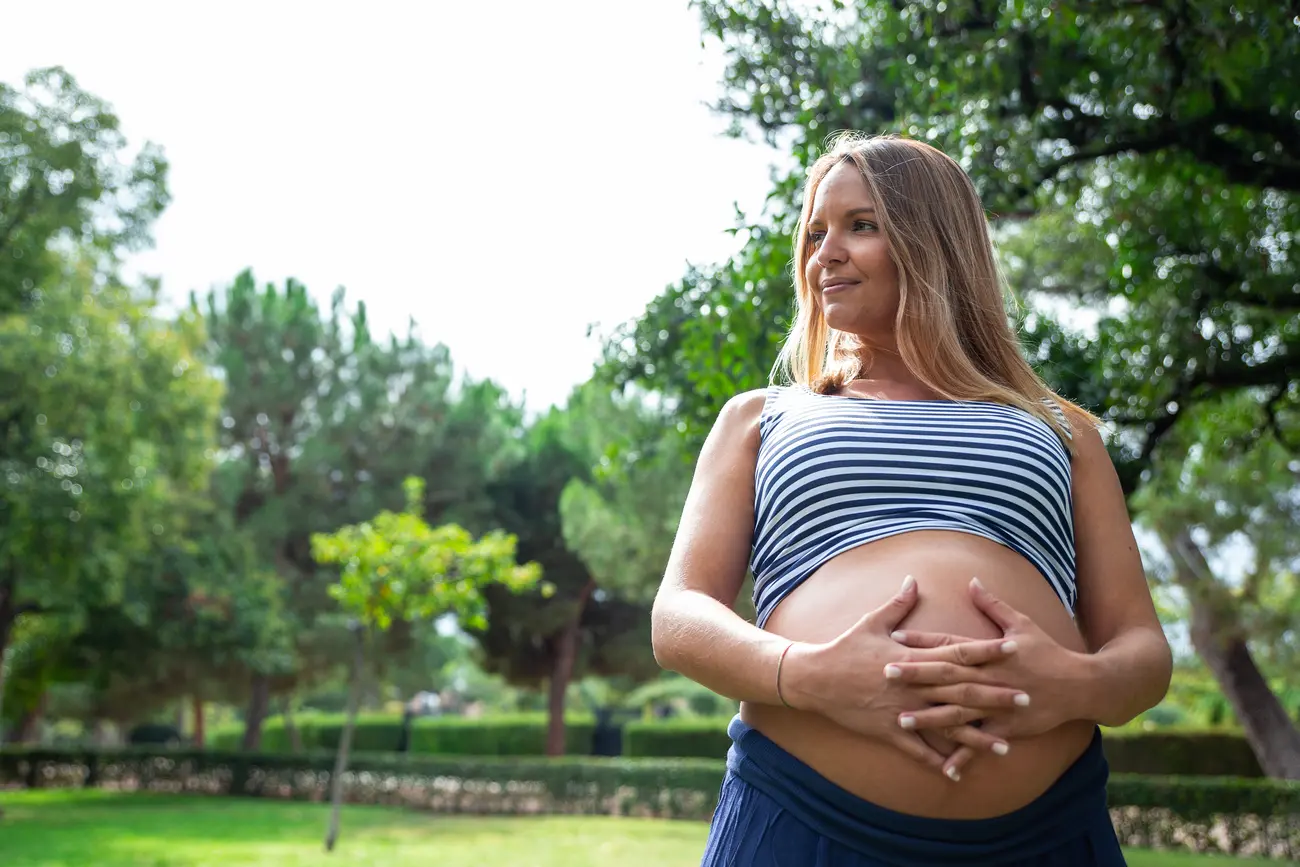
[740,530,1096,819]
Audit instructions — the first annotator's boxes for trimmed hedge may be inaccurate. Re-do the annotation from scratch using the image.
[408,715,595,756]
[624,717,733,759]
[208,713,596,757]
[1101,730,1263,778]
[623,718,1266,777]
[209,714,1265,778]
[0,746,1296,858]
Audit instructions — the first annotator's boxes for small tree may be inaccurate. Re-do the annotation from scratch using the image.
[310,476,541,852]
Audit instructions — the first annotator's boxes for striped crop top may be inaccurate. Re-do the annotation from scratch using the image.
[750,386,1076,628]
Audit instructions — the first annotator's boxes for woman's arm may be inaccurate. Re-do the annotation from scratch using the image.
[1065,413,1173,726]
[649,389,789,703]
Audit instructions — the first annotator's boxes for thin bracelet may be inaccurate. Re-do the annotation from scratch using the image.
[775,640,796,708]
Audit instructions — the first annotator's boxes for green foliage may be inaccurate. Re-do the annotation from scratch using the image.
[621,716,1264,777]
[1134,394,1300,670]
[623,717,734,760]
[312,477,540,633]
[3,492,292,728]
[558,384,693,604]
[0,258,222,660]
[0,67,169,315]
[407,714,595,757]
[1103,730,1264,779]
[0,67,219,658]
[125,723,182,745]
[608,0,1299,480]
[619,675,739,718]
[208,713,596,757]
[474,398,661,694]
[196,269,525,711]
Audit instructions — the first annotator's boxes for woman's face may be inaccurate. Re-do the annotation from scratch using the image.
[803,160,901,345]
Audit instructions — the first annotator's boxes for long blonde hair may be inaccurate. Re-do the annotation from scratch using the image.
[773,132,1090,449]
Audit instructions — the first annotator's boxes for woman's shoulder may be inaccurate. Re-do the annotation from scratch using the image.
[716,387,770,430]
[708,386,797,453]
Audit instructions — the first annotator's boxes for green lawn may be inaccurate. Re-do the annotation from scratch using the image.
[0,789,1275,866]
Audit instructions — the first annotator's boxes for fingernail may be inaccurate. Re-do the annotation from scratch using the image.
[992,742,1010,756]
[971,577,985,591]
[945,767,961,782]
[901,575,916,592]
[1014,693,1031,707]
[898,714,916,729]
[1001,640,1018,653]
[884,664,903,679]
[891,631,906,642]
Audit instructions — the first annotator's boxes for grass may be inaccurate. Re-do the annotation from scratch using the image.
[0,789,1277,866]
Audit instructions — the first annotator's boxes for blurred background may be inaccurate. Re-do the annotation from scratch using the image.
[0,1,1297,865]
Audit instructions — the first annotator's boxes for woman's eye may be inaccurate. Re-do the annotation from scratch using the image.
[854,221,878,232]
[807,231,825,245]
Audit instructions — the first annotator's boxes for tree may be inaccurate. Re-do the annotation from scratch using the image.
[604,2,1300,774]
[2,518,289,745]
[311,476,539,852]
[64,513,289,743]
[474,393,663,756]
[1134,393,1300,774]
[197,271,522,748]
[558,384,694,606]
[0,260,222,736]
[0,66,213,735]
[0,67,168,316]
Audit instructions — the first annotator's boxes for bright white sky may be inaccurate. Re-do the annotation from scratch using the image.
[2,1,781,411]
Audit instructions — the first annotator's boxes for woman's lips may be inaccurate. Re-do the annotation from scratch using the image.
[822,280,860,295]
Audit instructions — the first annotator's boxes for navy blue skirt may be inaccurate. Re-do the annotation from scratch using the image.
[702,717,1126,867]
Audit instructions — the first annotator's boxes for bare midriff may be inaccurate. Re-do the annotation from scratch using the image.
[741,530,1096,819]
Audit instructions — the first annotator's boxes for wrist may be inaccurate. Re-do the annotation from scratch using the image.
[1063,649,1102,724]
[775,641,824,712]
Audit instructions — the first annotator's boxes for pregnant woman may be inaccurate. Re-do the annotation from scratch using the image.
[651,134,1172,866]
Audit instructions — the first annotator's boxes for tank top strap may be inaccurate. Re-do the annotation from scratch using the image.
[758,385,791,441]
[1040,397,1073,441]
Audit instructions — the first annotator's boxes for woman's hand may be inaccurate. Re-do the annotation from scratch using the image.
[780,575,1024,775]
[886,577,1091,780]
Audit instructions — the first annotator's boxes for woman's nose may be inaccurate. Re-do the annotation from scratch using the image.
[814,233,847,267]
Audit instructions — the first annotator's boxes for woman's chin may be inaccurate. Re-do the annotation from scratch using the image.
[822,307,889,337]
[821,308,864,333]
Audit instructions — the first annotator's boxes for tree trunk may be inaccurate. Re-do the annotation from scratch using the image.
[192,696,205,749]
[324,625,366,853]
[1169,528,1300,779]
[281,695,302,754]
[12,690,46,744]
[0,580,17,743]
[545,580,595,757]
[241,673,271,751]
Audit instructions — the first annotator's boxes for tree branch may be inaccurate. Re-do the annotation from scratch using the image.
[1183,118,1300,192]
[1037,126,1183,181]
[1210,82,1300,155]
[1199,262,1300,314]
[1112,347,1298,490]
[1197,351,1300,392]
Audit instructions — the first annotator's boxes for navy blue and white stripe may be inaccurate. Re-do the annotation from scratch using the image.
[750,387,1076,627]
